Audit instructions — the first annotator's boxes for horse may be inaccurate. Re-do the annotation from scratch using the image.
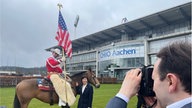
[13,69,100,108]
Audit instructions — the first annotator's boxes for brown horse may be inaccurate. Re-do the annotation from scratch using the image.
[13,69,100,108]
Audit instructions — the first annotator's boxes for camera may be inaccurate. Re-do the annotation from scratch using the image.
[138,65,156,96]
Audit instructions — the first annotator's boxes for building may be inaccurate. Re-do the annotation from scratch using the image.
[47,2,191,81]
[0,71,16,76]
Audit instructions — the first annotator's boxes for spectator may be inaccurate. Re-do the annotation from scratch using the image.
[76,76,94,108]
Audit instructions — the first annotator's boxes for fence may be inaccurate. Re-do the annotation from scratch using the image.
[0,75,118,87]
[97,77,117,84]
[0,76,43,87]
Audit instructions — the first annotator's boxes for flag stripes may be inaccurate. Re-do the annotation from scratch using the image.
[55,11,72,58]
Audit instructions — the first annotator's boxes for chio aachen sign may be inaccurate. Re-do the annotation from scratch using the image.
[99,46,144,61]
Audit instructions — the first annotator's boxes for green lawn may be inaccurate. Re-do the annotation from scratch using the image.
[0,84,138,108]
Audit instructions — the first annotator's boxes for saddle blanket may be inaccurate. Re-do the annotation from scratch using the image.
[37,78,54,91]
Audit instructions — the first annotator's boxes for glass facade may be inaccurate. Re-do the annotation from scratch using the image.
[132,21,190,40]
[66,52,96,72]
[98,43,144,79]
[148,34,191,65]
[99,57,144,72]
[98,57,144,78]
[67,52,96,63]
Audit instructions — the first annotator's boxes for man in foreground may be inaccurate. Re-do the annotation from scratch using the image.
[106,41,191,108]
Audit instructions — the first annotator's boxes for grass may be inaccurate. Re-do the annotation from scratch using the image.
[0,84,138,108]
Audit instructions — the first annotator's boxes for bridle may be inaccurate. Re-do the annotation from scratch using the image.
[80,71,100,88]
[88,72,100,88]
[91,73,97,85]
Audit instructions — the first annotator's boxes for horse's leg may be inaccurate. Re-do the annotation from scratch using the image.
[18,95,31,108]
[16,80,33,108]
[20,103,30,108]
[14,93,31,108]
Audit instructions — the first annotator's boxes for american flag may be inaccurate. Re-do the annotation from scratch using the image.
[55,11,72,58]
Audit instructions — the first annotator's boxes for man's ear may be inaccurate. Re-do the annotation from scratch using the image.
[167,73,178,93]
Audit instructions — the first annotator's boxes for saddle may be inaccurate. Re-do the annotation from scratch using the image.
[37,78,54,91]
[37,74,72,91]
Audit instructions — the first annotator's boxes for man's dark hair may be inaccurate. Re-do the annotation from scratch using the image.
[156,41,191,94]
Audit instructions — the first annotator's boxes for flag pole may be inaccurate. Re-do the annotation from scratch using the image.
[57,3,66,76]
[57,3,69,107]
[57,3,66,74]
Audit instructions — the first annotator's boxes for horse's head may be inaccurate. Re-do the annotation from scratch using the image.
[84,69,100,88]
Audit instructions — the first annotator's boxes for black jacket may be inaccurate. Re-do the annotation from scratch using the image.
[76,83,93,108]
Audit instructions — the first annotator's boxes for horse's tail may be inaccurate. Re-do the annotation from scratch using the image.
[13,94,20,108]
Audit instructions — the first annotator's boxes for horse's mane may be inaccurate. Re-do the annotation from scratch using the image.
[71,71,86,78]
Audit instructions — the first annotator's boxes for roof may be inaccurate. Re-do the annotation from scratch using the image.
[72,2,191,50]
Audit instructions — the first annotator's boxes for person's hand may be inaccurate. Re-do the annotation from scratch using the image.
[118,68,142,99]
[58,56,66,63]
[61,56,66,62]
[76,82,79,86]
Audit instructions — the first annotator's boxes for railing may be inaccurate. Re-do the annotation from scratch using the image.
[0,76,43,87]
[97,77,117,84]
[0,75,118,87]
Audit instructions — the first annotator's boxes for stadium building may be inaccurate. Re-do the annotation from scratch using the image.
[47,2,191,81]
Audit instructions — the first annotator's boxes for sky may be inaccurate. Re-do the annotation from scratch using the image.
[0,0,190,68]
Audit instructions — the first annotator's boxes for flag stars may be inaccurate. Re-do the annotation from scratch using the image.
[59,15,67,30]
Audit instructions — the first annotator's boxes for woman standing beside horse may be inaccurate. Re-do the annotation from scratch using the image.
[76,76,93,108]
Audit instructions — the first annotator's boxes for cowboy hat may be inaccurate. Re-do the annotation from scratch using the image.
[50,48,61,55]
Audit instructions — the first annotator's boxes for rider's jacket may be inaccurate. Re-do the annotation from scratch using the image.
[46,57,62,78]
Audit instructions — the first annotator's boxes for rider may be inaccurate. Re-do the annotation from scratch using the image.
[46,48,64,79]
[46,48,73,107]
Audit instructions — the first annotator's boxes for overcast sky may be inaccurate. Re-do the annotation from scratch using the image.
[0,0,190,68]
